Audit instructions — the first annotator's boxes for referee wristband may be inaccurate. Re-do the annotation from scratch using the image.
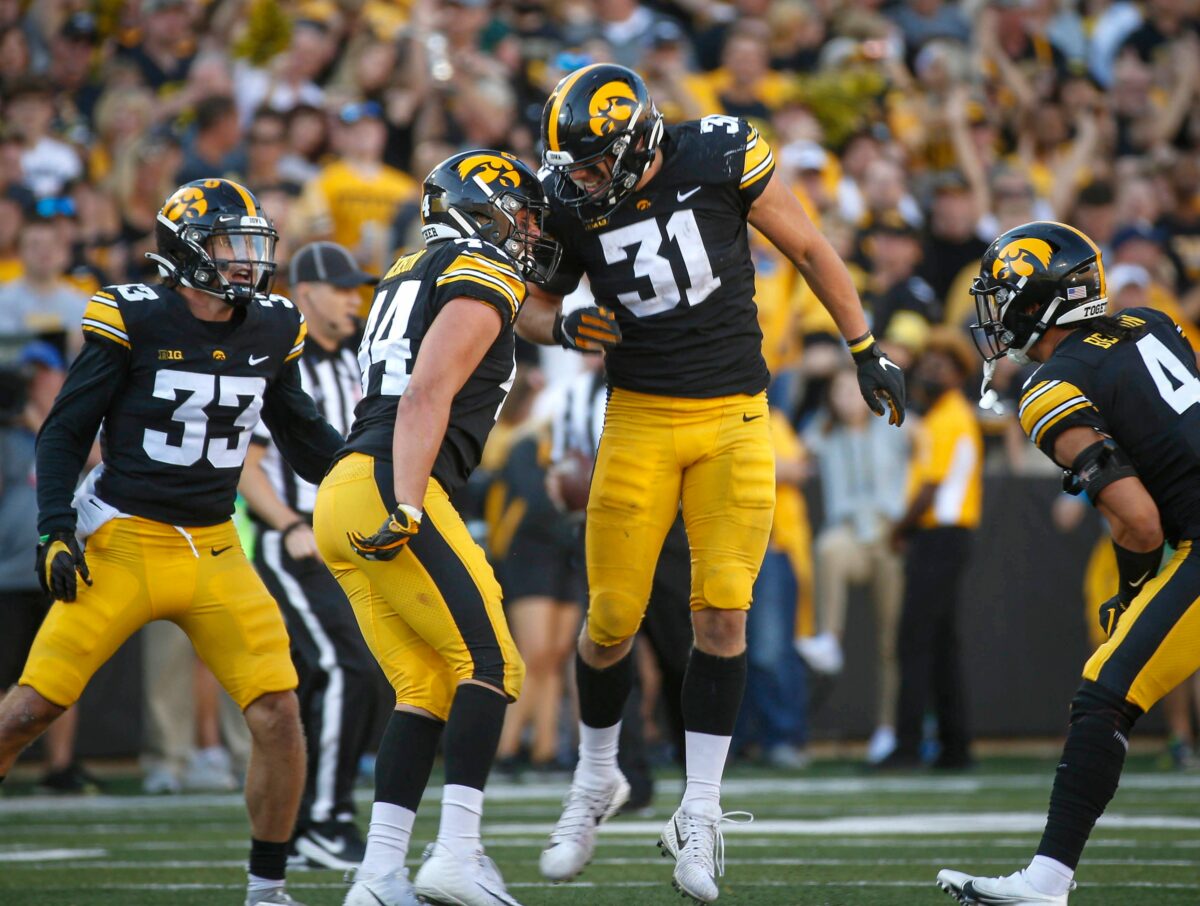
[280,519,308,540]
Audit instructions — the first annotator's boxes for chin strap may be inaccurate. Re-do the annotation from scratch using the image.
[978,359,1000,412]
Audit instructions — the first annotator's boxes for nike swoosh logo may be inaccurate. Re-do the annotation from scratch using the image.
[879,357,900,372]
[210,546,232,556]
[1129,570,1152,588]
[308,832,346,854]
[674,816,688,848]
[677,186,701,202]
[249,354,270,365]
[742,413,763,422]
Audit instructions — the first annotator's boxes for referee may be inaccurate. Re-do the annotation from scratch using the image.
[239,242,380,869]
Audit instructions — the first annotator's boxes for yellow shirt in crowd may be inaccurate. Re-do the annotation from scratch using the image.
[906,388,983,530]
[767,409,815,638]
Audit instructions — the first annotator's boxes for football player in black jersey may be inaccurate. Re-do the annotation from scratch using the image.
[518,63,905,903]
[314,151,558,906]
[0,179,343,906]
[938,221,1200,905]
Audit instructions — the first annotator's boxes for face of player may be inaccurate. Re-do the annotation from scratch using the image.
[567,155,614,193]
[206,231,275,289]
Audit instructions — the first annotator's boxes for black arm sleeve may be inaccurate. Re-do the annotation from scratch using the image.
[36,341,128,535]
[260,358,343,485]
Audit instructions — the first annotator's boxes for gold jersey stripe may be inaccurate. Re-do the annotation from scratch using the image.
[94,290,115,300]
[446,253,522,284]
[82,322,131,349]
[547,63,602,152]
[291,317,308,350]
[1019,381,1084,435]
[83,297,128,334]
[1030,400,1096,446]
[436,271,520,318]
[741,128,774,185]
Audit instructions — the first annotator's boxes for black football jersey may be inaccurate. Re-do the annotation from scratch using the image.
[342,239,526,493]
[77,282,312,525]
[542,116,775,399]
[1019,308,1200,543]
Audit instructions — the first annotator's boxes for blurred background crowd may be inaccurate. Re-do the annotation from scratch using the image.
[2,0,1200,797]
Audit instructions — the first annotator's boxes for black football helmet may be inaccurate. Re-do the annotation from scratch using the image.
[540,63,664,220]
[971,220,1108,367]
[148,178,278,306]
[420,150,560,284]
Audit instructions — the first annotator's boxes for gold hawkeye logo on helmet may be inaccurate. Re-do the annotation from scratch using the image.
[455,154,519,188]
[993,237,1054,281]
[588,81,638,138]
[163,186,208,222]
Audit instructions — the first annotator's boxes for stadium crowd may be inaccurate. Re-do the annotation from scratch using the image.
[3,0,1200,805]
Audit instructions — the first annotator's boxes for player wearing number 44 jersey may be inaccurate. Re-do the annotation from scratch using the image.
[518,63,906,904]
[315,150,559,906]
[938,221,1200,905]
[0,179,344,906]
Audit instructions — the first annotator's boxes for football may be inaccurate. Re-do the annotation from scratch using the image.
[553,448,595,514]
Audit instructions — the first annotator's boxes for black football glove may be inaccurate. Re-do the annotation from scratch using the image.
[553,305,622,352]
[1098,594,1127,640]
[348,504,422,561]
[850,334,906,426]
[36,531,91,602]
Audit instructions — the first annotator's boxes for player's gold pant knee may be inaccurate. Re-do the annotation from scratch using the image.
[314,453,523,720]
[1084,540,1200,711]
[20,517,296,709]
[584,388,775,647]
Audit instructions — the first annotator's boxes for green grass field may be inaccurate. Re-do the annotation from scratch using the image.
[2,756,1198,905]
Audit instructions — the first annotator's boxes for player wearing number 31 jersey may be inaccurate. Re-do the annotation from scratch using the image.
[0,178,344,906]
[519,64,905,905]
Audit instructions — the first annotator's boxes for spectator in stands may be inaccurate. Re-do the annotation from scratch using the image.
[119,0,196,95]
[279,104,330,186]
[233,18,334,121]
[802,365,910,764]
[0,184,30,284]
[49,13,105,127]
[7,77,81,198]
[0,217,87,347]
[243,109,291,194]
[175,95,245,185]
[862,213,938,339]
[880,328,982,770]
[918,170,987,310]
[298,102,416,275]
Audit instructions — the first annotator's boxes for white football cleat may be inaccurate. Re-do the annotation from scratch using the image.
[538,772,630,881]
[794,632,843,675]
[245,888,308,906]
[413,841,523,906]
[658,805,752,904]
[343,868,421,906]
[936,869,1075,904]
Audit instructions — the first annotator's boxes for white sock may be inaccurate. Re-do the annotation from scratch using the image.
[1025,855,1075,895]
[680,730,731,817]
[357,801,416,882]
[573,721,621,790]
[246,874,284,897]
[437,784,484,858]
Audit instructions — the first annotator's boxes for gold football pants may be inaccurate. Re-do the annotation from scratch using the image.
[1084,540,1200,711]
[585,388,775,646]
[21,517,297,709]
[314,453,523,720]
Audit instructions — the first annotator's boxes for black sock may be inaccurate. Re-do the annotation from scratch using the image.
[576,650,634,729]
[1037,682,1141,869]
[375,709,444,812]
[0,775,5,785]
[443,683,508,790]
[249,838,289,881]
[681,648,748,737]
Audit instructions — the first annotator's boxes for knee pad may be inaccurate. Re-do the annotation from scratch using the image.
[587,590,647,647]
[693,564,755,612]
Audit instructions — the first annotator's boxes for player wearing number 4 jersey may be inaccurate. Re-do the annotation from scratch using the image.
[0,179,343,906]
[938,221,1200,905]
[315,150,559,906]
[518,64,906,904]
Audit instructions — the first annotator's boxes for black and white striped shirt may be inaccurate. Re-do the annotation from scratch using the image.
[550,366,608,463]
[250,340,361,517]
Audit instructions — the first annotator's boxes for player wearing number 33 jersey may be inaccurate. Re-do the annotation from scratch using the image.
[8,178,343,906]
[521,64,903,904]
[315,150,559,906]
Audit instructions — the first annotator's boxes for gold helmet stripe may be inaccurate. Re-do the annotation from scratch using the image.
[547,63,604,153]
[1049,220,1106,298]
[222,178,258,217]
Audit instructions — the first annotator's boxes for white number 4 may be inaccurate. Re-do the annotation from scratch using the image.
[1137,333,1200,414]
